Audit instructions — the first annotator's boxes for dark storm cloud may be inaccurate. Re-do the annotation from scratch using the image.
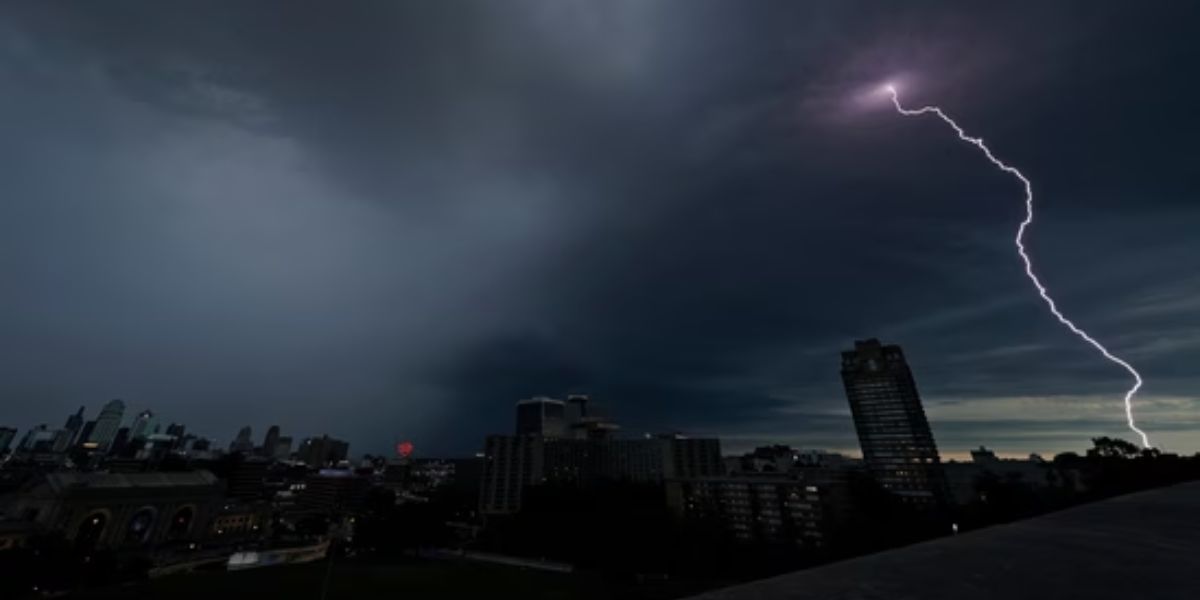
[1,1,1197,457]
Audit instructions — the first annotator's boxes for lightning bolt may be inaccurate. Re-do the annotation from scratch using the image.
[884,84,1152,448]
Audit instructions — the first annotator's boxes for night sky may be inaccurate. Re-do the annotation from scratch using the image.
[2,2,1198,458]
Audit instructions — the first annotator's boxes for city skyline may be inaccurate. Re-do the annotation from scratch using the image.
[0,353,1169,463]
[1,3,1199,458]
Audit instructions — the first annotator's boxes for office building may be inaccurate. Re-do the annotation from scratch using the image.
[134,434,177,461]
[0,427,16,454]
[129,410,157,440]
[564,394,590,423]
[262,425,281,458]
[230,426,254,453]
[51,428,74,453]
[569,418,620,440]
[110,427,132,455]
[516,397,567,438]
[841,339,948,505]
[62,406,85,447]
[75,421,96,449]
[274,436,293,460]
[480,435,544,514]
[479,433,722,514]
[666,476,845,548]
[88,399,126,450]
[165,423,186,438]
[298,435,349,467]
[482,395,723,514]
[300,470,370,513]
[664,435,725,479]
[18,425,55,453]
[185,437,216,460]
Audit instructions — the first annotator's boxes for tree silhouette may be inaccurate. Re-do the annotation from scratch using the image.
[1087,437,1141,460]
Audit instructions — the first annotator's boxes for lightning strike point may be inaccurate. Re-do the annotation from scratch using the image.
[884,87,1153,449]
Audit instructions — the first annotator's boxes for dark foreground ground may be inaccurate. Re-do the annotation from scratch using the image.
[70,558,716,600]
[70,481,1200,600]
[689,481,1200,600]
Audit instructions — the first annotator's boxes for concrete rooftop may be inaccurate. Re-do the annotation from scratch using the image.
[690,481,1200,600]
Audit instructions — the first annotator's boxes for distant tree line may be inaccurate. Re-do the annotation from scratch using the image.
[953,437,1200,530]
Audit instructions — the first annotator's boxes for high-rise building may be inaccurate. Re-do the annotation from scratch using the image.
[110,427,132,456]
[515,397,567,438]
[569,418,621,440]
[76,421,96,446]
[481,396,723,514]
[62,406,85,447]
[137,434,177,461]
[88,399,126,450]
[129,410,157,440]
[480,435,544,514]
[261,425,280,458]
[666,477,846,548]
[300,470,370,513]
[564,394,590,423]
[661,434,725,479]
[298,435,349,467]
[840,339,947,505]
[230,426,254,453]
[562,395,624,440]
[479,433,723,514]
[51,428,75,453]
[19,425,56,453]
[18,425,40,451]
[274,436,293,460]
[165,423,186,438]
[0,427,16,454]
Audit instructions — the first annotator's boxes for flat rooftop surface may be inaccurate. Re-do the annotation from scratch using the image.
[690,481,1200,600]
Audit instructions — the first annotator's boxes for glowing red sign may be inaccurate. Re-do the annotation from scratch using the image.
[396,441,414,458]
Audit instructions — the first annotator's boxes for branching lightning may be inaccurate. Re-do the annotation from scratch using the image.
[883,84,1153,448]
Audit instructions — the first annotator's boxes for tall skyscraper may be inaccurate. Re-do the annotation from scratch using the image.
[62,406,85,446]
[51,428,74,453]
[76,421,96,447]
[110,427,132,455]
[230,426,254,453]
[274,436,293,460]
[262,425,281,458]
[840,339,947,506]
[87,399,126,450]
[480,434,544,514]
[515,397,567,438]
[0,427,18,454]
[129,410,157,440]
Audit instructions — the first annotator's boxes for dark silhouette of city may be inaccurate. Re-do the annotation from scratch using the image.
[2,338,1198,599]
